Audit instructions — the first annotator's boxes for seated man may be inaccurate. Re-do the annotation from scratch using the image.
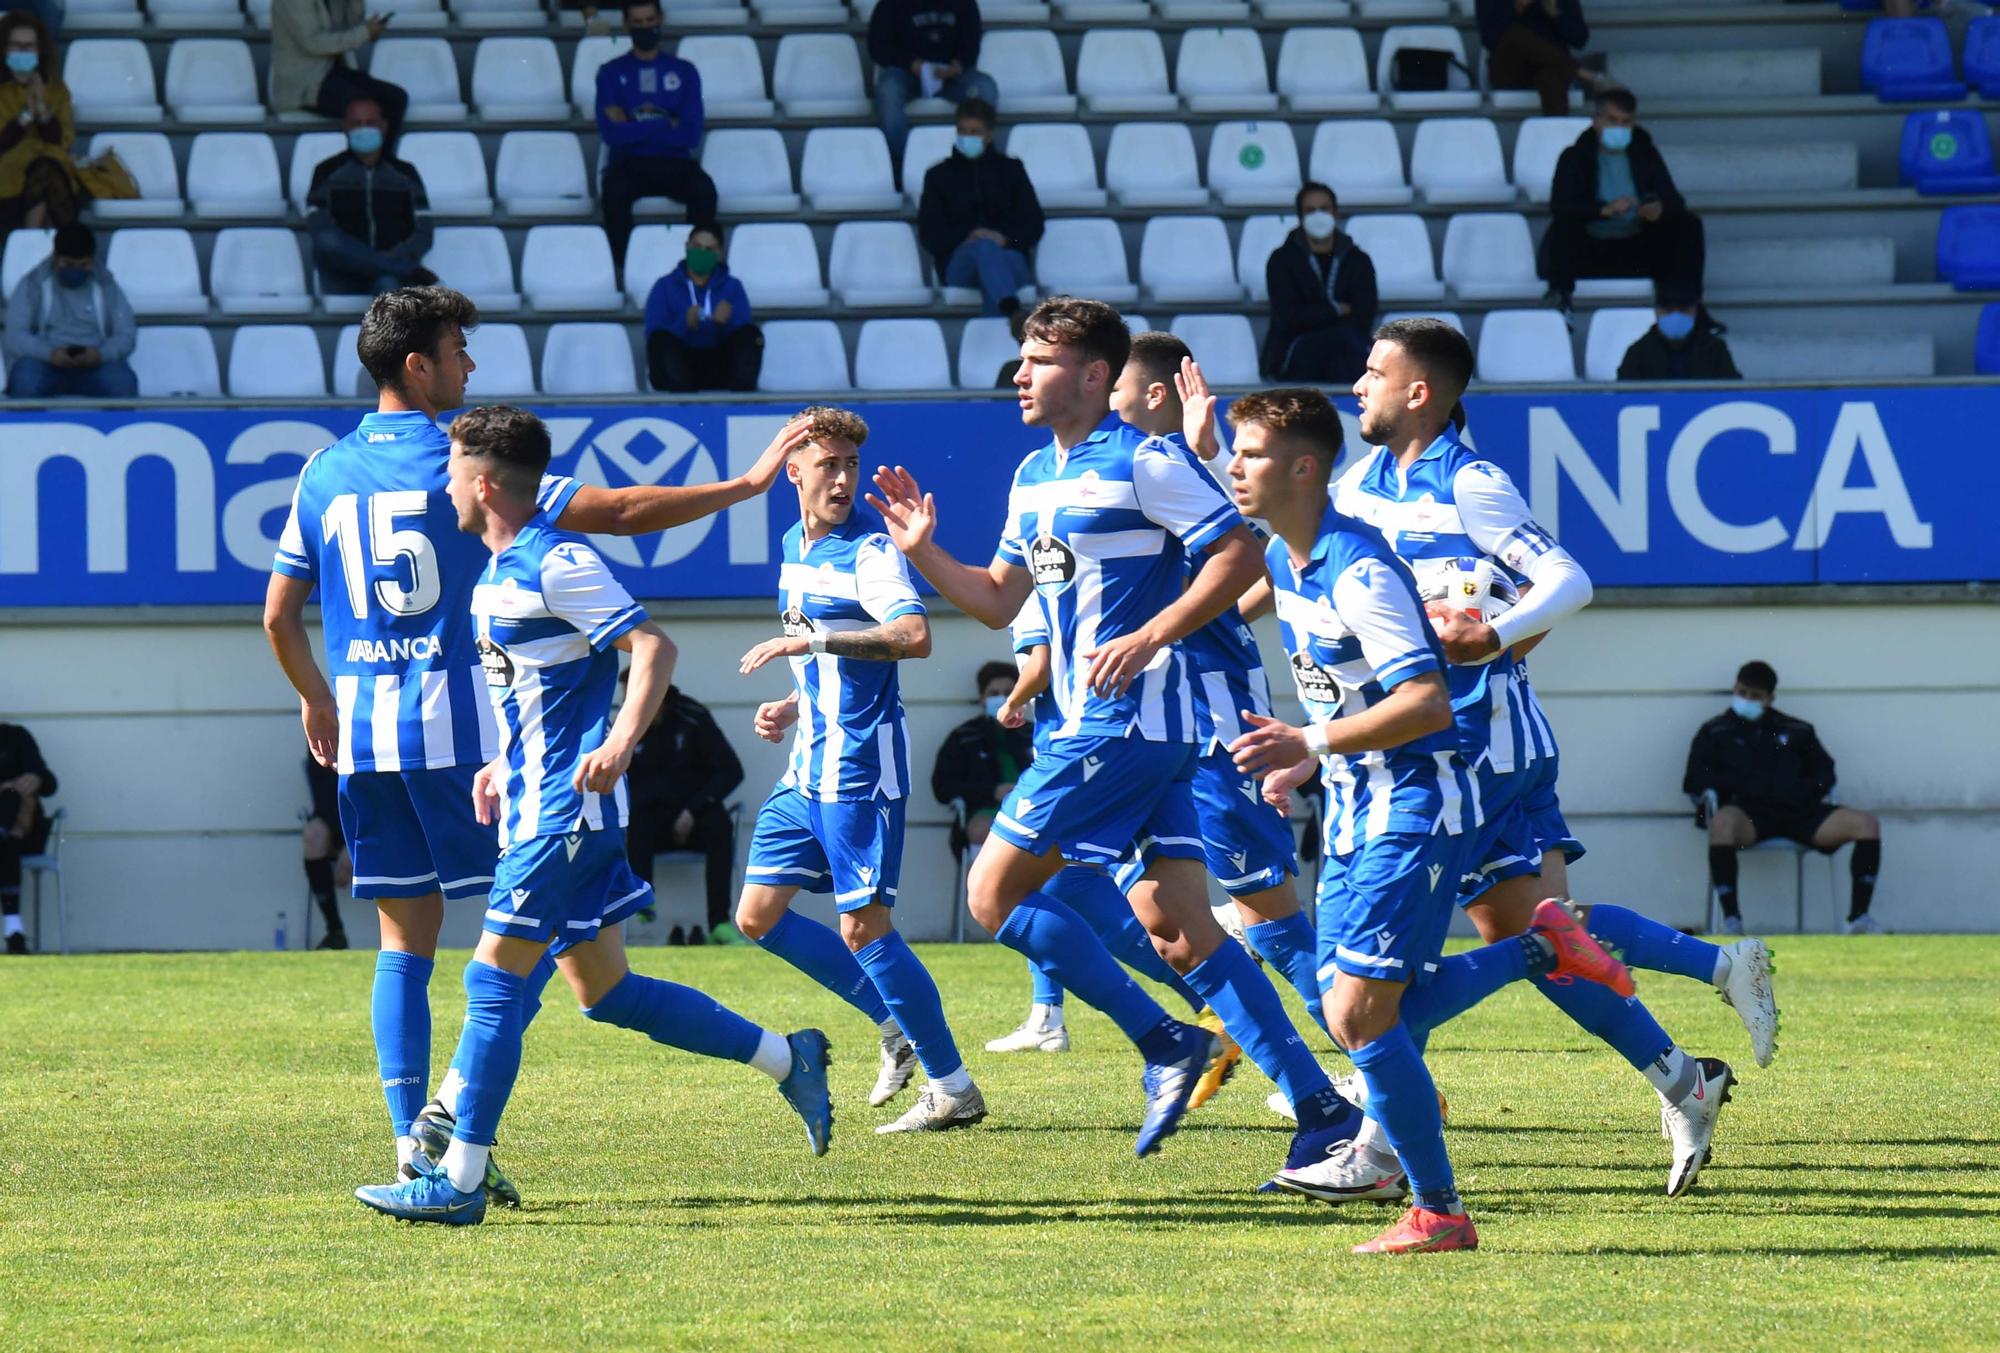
[1260,181,1377,385]
[931,661,1033,859]
[625,682,745,946]
[916,97,1042,318]
[0,719,56,955]
[868,0,998,172]
[597,0,719,277]
[643,226,762,393]
[1537,88,1704,313]
[1617,279,1739,381]
[1685,660,1884,936]
[1478,0,1608,117]
[306,97,437,298]
[269,0,408,140]
[4,222,136,398]
[303,757,351,951]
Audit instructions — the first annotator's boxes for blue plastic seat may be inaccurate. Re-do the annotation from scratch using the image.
[1978,304,2000,375]
[1966,16,2000,98]
[1899,109,2000,194]
[1861,18,1967,102]
[1936,206,2000,289]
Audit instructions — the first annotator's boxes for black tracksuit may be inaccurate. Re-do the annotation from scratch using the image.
[1539,124,1705,297]
[917,148,1045,275]
[1261,225,1379,383]
[932,714,1033,855]
[625,689,745,930]
[0,723,56,898]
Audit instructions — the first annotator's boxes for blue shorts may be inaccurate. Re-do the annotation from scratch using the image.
[1316,829,1468,988]
[484,827,653,956]
[991,735,1203,869]
[338,765,498,903]
[1456,761,1540,905]
[1519,754,1586,865]
[745,786,904,912]
[1193,749,1298,896]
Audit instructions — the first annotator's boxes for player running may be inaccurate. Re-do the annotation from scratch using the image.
[352,406,832,1226]
[734,406,985,1134]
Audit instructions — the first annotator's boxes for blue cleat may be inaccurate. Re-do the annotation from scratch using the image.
[1135,1022,1206,1157]
[1282,1087,1366,1173]
[354,1162,487,1226]
[776,1028,834,1157]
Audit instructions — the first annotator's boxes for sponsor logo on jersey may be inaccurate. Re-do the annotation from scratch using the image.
[1291,651,1340,704]
[780,605,815,638]
[1028,535,1078,593]
[477,635,514,688]
[345,634,442,663]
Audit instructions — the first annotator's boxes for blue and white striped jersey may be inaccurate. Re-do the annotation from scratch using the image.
[273,410,579,774]
[994,414,1243,744]
[776,506,926,803]
[1008,595,1060,756]
[1167,434,1276,754]
[1333,429,1559,776]
[1268,500,1471,857]
[471,515,646,848]
[1507,658,1560,766]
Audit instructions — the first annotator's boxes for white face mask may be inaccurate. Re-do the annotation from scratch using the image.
[1302,209,1337,241]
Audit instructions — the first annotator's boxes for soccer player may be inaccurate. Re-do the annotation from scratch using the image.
[352,406,832,1226]
[868,295,1358,1166]
[1217,386,1634,1254]
[265,286,815,1199]
[733,406,985,1134]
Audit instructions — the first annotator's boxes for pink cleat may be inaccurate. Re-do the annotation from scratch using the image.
[1352,1206,1479,1254]
[1530,899,1636,998]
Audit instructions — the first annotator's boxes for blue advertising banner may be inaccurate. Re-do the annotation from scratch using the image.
[4,386,1996,606]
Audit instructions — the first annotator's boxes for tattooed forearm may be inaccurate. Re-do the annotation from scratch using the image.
[823,616,929,661]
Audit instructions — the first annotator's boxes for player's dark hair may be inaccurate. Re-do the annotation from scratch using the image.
[1295,180,1337,216]
[1597,86,1637,116]
[1373,316,1475,405]
[1127,330,1192,388]
[357,285,479,392]
[1737,660,1778,694]
[955,96,996,130]
[53,222,95,260]
[451,404,550,501]
[795,404,869,451]
[1022,295,1131,380]
[1227,387,1343,485]
[976,661,1014,693]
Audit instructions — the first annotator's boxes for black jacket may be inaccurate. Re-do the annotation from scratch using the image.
[305,150,433,259]
[0,723,56,800]
[1477,0,1587,52]
[1683,708,1836,815]
[917,148,1045,274]
[868,0,982,71]
[1261,226,1378,379]
[1618,326,1742,382]
[1548,125,1685,223]
[626,689,744,820]
[932,713,1033,851]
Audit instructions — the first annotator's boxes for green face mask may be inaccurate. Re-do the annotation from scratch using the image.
[686,247,718,275]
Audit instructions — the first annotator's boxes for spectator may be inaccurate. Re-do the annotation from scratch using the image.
[306,97,436,299]
[643,225,761,393]
[868,0,997,173]
[1617,279,1739,381]
[1538,88,1704,314]
[916,96,1042,318]
[1261,181,1378,385]
[1684,660,1885,937]
[0,719,55,955]
[5,222,135,398]
[302,758,350,950]
[1478,0,1608,117]
[932,661,1033,857]
[597,0,719,277]
[0,9,77,239]
[269,0,408,141]
[625,683,745,946]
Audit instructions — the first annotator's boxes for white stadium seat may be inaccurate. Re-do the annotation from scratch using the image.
[1140,216,1242,304]
[703,129,801,214]
[854,318,953,391]
[730,222,830,309]
[150,0,245,29]
[164,40,263,123]
[64,0,145,30]
[757,320,849,391]
[1104,123,1207,209]
[424,226,521,311]
[287,132,347,213]
[85,133,183,220]
[398,132,493,216]
[1411,118,1513,205]
[1076,31,1176,114]
[665,0,750,29]
[1733,331,1933,381]
[228,325,328,398]
[1277,29,1376,113]
[1058,0,1147,21]
[569,35,631,117]
[369,38,469,123]
[1168,314,1260,385]
[1159,0,1251,20]
[1258,0,1353,15]
[66,40,162,123]
[1034,218,1138,304]
[1343,214,1445,301]
[957,315,1018,389]
[471,38,569,122]
[1440,213,1542,301]
[1309,120,1412,206]
[542,322,640,395]
[187,133,285,219]
[105,229,207,315]
[1358,0,1450,14]
[982,31,1076,116]
[211,227,310,316]
[754,0,846,25]
[1377,26,1480,111]
[902,125,958,206]
[1477,308,1577,382]
[772,34,870,118]
[828,222,932,308]
[678,35,775,119]
[1584,307,1658,382]
[2,229,54,297]
[520,225,623,311]
[1006,124,1106,210]
[332,324,368,397]
[799,128,901,213]
[466,322,537,395]
[453,0,544,30]
[1512,116,1592,204]
[1236,213,1291,302]
[621,224,694,306]
[1176,28,1279,113]
[1207,121,1302,208]
[130,326,220,397]
[494,132,594,216]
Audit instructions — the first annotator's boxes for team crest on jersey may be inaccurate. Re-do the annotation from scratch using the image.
[780,606,815,638]
[1028,535,1077,593]
[477,635,514,688]
[1291,651,1340,704]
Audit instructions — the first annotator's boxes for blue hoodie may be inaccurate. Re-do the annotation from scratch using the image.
[596,50,704,162]
[644,261,751,348]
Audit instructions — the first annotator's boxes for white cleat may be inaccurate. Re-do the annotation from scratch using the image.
[875,1082,988,1134]
[1718,938,1779,1068]
[1272,1139,1409,1204]
[1842,913,1885,935]
[984,1015,1070,1054]
[1660,1057,1735,1198]
[1331,1070,1368,1109]
[1267,1091,1297,1123]
[870,1033,918,1107]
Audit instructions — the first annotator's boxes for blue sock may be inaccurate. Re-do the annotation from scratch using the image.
[1051,866,1203,1014]
[1244,913,1329,1034]
[758,910,892,1026]
[995,892,1174,1049]
[1184,941,1331,1108]
[1350,1022,1457,1213]
[855,932,964,1078]
[520,951,557,1032]
[581,970,763,1063]
[1535,976,1673,1071]
[1398,935,1536,1036]
[1029,958,1064,1008]
[1589,904,1724,984]
[451,961,526,1148]
[371,950,434,1138]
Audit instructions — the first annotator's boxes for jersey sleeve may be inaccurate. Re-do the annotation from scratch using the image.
[537,473,582,520]
[1008,593,1048,653]
[1452,461,1593,648]
[1132,436,1244,554]
[993,477,1030,568]
[855,535,926,623]
[541,541,646,651]
[1332,557,1442,692]
[271,454,322,580]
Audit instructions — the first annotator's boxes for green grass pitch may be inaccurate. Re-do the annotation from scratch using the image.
[4,936,1996,1349]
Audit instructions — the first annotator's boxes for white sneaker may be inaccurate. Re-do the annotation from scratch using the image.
[1842,913,1885,935]
[984,1015,1070,1054]
[1267,1091,1297,1123]
[1718,914,1746,937]
[1272,1139,1409,1204]
[1718,939,1779,1068]
[875,1082,988,1134]
[870,1033,918,1107]
[1660,1057,1735,1197]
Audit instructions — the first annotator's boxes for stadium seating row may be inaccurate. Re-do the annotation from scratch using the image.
[1861,16,2000,102]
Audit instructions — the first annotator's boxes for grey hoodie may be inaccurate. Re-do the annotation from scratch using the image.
[5,259,137,365]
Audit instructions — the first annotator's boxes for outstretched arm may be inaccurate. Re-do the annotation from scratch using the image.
[556,416,813,536]
[867,464,1034,628]
[263,572,337,768]
[740,613,932,673]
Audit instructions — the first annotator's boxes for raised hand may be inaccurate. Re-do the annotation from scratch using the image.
[1176,355,1221,461]
[866,464,939,555]
[742,415,815,494]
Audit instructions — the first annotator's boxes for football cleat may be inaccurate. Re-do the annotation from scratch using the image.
[1188,1008,1241,1110]
[1718,938,1779,1068]
[777,1028,835,1157]
[408,1099,521,1209]
[1530,898,1635,997]
[1352,1206,1478,1254]
[1134,1023,1206,1157]
[355,1163,487,1226]
[1842,913,1885,935]
[1660,1056,1735,1197]
[1273,1139,1409,1204]
[875,1082,988,1134]
[984,1014,1070,1054]
[1717,914,1746,937]
[870,1031,919,1106]
[1267,1092,1298,1123]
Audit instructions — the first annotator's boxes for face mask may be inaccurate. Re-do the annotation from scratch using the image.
[1301,209,1336,241]
[1600,125,1633,152]
[956,135,987,159]
[685,246,717,275]
[1730,696,1765,722]
[983,695,1007,719]
[56,266,90,289]
[628,24,660,50]
[347,126,383,156]
[6,51,37,75]
[1656,311,1696,342]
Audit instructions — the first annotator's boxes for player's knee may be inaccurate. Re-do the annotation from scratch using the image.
[301,818,332,858]
[1855,811,1881,840]
[732,902,775,942]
